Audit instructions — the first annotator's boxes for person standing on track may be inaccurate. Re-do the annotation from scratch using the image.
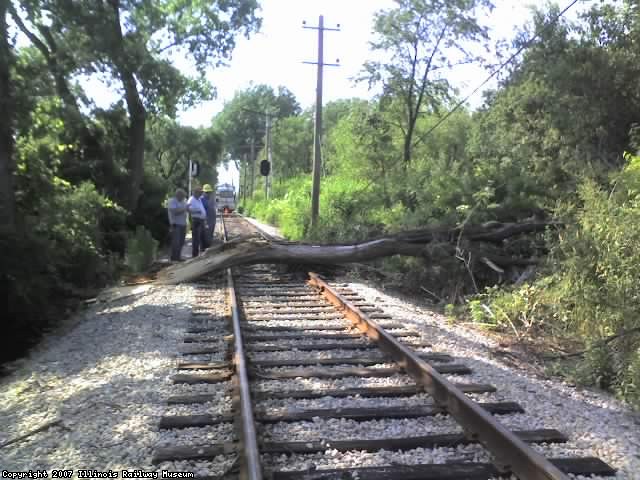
[202,184,217,244]
[167,188,188,262]
[187,185,207,257]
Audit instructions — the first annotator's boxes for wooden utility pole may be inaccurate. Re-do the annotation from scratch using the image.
[266,112,273,199]
[311,16,323,228]
[242,153,248,202]
[304,15,339,229]
[250,138,256,198]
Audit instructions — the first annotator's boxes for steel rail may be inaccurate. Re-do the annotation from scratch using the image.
[307,271,570,480]
[222,214,263,480]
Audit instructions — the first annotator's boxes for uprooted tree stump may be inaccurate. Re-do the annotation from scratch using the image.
[156,221,558,285]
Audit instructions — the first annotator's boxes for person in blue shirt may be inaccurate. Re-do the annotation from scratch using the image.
[202,184,216,245]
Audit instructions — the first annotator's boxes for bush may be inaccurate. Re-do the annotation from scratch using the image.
[3,181,127,363]
[465,280,559,337]
[463,154,640,407]
[131,173,171,247]
[2,230,60,362]
[126,226,159,272]
[243,176,312,240]
[243,174,385,242]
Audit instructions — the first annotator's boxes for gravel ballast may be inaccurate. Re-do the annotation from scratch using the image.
[330,278,640,479]
[0,281,228,473]
[2,230,638,479]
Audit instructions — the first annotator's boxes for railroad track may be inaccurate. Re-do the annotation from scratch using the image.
[153,213,616,479]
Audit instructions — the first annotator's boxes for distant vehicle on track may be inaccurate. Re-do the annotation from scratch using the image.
[216,183,236,213]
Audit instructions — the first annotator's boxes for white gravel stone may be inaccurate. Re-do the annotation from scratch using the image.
[258,363,398,375]
[247,325,354,334]
[247,320,349,329]
[164,399,232,417]
[157,424,234,447]
[170,381,231,395]
[249,349,380,361]
[257,392,509,412]
[245,312,345,320]
[243,300,326,307]
[243,295,321,300]
[254,374,417,393]
[248,338,370,348]
[0,281,231,474]
[179,354,215,362]
[241,216,284,239]
[261,415,462,442]
[257,393,435,411]
[262,445,500,472]
[177,368,233,376]
[10,225,634,479]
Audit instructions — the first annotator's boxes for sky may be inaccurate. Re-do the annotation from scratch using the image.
[176,0,599,127]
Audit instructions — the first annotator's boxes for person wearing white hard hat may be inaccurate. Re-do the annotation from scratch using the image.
[167,188,187,261]
[187,185,207,257]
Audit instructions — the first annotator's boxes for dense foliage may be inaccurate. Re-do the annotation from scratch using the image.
[224,0,640,406]
[1,0,259,362]
[469,155,640,407]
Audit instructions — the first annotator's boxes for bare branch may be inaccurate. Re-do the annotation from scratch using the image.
[414,25,448,123]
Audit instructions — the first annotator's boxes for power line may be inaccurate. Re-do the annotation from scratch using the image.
[419,0,580,142]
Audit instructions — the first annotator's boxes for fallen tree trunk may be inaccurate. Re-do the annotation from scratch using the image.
[157,237,447,284]
[156,221,554,285]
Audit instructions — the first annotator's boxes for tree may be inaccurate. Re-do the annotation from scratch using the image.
[323,98,369,136]
[362,0,493,163]
[270,114,313,180]
[0,0,15,232]
[327,103,396,208]
[214,84,301,158]
[214,84,301,196]
[12,0,261,210]
[146,117,222,187]
[468,3,640,211]
[8,3,84,127]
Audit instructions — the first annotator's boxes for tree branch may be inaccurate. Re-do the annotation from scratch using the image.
[165,153,182,179]
[544,327,640,360]
[10,5,84,124]
[405,33,420,124]
[156,38,181,54]
[0,419,64,449]
[8,5,51,61]
[414,24,448,123]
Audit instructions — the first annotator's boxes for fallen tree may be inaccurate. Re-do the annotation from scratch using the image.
[156,221,557,285]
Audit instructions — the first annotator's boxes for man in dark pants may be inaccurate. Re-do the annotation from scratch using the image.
[187,186,207,257]
[202,184,217,244]
[167,188,187,261]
